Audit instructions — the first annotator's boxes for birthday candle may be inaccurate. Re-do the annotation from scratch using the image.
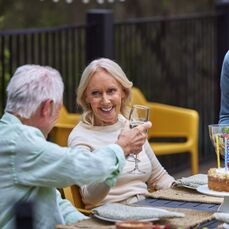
[225,138,228,171]
[216,134,221,168]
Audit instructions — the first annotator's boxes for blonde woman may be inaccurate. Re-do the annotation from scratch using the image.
[68,58,174,209]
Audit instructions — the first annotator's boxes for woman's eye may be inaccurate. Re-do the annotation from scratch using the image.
[91,91,101,97]
[108,88,116,94]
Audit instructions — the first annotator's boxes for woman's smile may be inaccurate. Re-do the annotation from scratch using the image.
[100,106,113,112]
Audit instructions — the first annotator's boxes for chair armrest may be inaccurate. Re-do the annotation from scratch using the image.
[77,208,91,216]
[145,101,199,138]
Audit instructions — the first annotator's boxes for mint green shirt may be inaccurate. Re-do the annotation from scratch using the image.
[0,113,125,229]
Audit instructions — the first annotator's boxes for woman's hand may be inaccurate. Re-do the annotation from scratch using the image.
[116,121,152,157]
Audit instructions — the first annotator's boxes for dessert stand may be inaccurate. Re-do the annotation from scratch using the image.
[197,185,229,212]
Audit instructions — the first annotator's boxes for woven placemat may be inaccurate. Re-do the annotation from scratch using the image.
[159,207,214,228]
[146,187,223,204]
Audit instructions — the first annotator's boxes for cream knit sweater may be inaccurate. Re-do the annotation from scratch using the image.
[68,115,175,209]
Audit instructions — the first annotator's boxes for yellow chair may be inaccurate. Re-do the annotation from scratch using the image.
[62,186,91,215]
[50,106,81,146]
[131,87,199,175]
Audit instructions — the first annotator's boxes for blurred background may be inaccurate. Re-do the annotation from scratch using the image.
[0,0,214,29]
[0,0,225,174]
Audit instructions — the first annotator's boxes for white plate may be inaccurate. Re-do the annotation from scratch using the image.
[92,206,168,223]
[179,184,197,190]
[224,223,229,229]
[93,213,159,223]
[197,185,229,197]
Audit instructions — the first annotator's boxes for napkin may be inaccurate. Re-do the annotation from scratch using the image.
[92,203,184,221]
[214,212,229,223]
[172,174,207,189]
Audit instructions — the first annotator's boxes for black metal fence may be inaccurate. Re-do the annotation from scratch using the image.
[112,13,220,172]
[0,8,226,172]
[0,25,87,113]
[114,13,218,164]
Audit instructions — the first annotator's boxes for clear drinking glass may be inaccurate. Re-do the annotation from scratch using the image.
[208,124,229,165]
[128,104,150,174]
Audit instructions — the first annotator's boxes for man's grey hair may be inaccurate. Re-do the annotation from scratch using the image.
[5,65,64,118]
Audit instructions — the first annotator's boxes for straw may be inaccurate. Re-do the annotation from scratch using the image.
[216,134,221,168]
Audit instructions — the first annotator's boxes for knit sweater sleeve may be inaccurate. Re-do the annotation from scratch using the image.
[144,141,175,190]
[80,182,111,209]
[68,123,95,151]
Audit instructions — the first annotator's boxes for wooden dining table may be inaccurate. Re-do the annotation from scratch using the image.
[56,187,226,229]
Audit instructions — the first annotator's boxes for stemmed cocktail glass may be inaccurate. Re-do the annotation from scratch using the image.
[128,104,149,174]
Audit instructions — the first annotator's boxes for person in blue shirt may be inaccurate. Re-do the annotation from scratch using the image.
[219,50,229,124]
[0,64,151,229]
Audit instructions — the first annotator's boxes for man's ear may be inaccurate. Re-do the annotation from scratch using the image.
[40,99,53,117]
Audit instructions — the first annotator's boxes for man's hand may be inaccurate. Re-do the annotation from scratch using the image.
[116,121,152,157]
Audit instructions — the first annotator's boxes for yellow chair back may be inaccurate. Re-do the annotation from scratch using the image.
[131,87,199,174]
[62,186,91,215]
[50,106,81,146]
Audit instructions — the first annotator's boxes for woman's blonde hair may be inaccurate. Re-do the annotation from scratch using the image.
[77,58,133,125]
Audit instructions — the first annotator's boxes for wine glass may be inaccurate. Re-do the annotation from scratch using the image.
[128,104,150,174]
[208,124,229,168]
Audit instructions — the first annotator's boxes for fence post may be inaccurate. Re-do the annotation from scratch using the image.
[86,9,113,65]
[215,0,229,122]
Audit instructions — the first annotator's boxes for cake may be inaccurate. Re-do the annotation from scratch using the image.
[208,168,229,192]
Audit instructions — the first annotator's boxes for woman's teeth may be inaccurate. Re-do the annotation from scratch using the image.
[101,107,112,112]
